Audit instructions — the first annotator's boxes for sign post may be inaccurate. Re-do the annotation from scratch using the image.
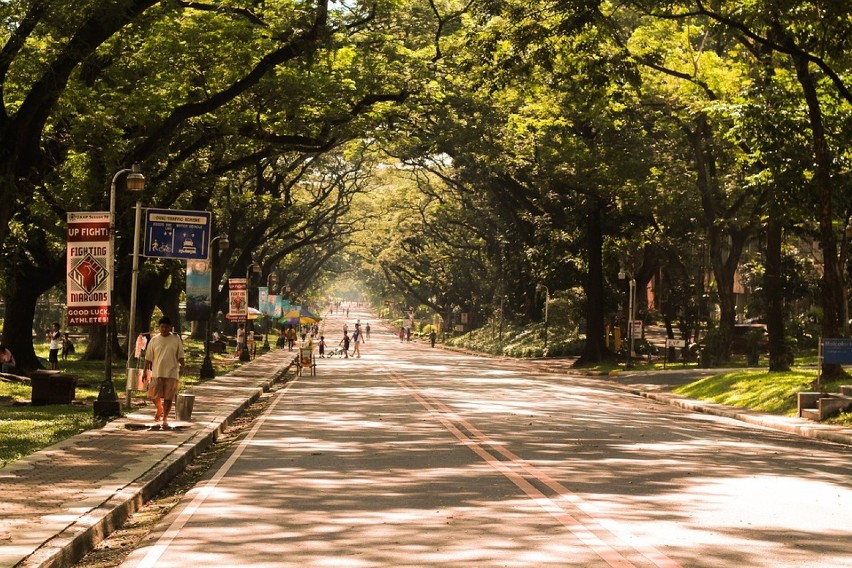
[664,338,687,369]
[143,209,211,260]
[819,338,852,387]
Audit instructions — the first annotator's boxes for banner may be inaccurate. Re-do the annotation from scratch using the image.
[228,278,247,322]
[258,286,269,316]
[186,260,211,321]
[268,294,280,318]
[66,212,111,326]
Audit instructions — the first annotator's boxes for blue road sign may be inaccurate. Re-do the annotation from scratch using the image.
[823,338,852,365]
[143,209,212,260]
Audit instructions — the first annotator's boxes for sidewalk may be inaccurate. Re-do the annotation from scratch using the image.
[533,358,852,448]
[0,349,295,568]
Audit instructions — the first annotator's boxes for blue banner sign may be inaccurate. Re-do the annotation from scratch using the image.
[143,209,211,260]
[822,338,852,365]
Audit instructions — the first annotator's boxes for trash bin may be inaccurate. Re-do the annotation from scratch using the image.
[176,393,195,421]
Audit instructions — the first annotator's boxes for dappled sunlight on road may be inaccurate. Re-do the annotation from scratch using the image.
[125,307,852,568]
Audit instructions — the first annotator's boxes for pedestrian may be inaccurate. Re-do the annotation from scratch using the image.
[365,322,371,340]
[352,324,364,358]
[144,317,185,429]
[319,335,326,358]
[0,343,16,373]
[287,326,297,351]
[339,331,350,358]
[398,327,404,343]
[430,328,437,348]
[277,327,286,348]
[61,333,75,360]
[48,322,62,370]
[406,327,412,342]
[235,323,246,358]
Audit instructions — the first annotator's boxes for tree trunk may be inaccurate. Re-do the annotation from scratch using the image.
[577,199,610,365]
[1,255,64,372]
[765,207,790,371]
[2,281,46,373]
[793,54,847,379]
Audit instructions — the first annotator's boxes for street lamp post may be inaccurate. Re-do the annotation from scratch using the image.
[239,262,261,361]
[618,270,636,369]
[95,164,145,418]
[262,273,278,352]
[122,183,147,410]
[199,235,229,380]
[535,284,550,352]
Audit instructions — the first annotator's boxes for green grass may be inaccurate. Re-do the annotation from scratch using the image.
[0,337,245,466]
[673,367,852,426]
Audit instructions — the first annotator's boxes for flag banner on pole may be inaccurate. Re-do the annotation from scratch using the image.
[186,260,212,321]
[258,286,269,316]
[66,212,111,326]
[228,278,247,322]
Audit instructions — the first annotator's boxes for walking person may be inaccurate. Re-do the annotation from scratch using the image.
[319,335,326,358]
[365,322,371,340]
[144,317,185,429]
[429,328,437,348]
[235,323,246,358]
[339,331,350,359]
[352,324,364,358]
[48,322,62,370]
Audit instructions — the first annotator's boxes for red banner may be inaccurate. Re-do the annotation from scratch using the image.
[67,212,111,326]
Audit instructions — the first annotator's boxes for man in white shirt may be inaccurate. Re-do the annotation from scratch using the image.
[144,317,185,429]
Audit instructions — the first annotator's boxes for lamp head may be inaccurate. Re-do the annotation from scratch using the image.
[126,164,145,192]
[217,235,229,251]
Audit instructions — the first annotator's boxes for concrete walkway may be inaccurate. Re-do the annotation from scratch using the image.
[0,349,295,568]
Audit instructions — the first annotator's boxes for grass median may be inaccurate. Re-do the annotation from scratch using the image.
[673,367,852,426]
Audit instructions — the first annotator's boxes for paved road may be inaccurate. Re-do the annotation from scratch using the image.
[121,307,852,567]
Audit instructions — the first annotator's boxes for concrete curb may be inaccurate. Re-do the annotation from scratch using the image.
[17,356,295,568]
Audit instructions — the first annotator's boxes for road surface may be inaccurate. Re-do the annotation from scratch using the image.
[121,307,852,567]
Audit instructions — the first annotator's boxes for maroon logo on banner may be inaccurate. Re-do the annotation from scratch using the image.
[70,254,108,295]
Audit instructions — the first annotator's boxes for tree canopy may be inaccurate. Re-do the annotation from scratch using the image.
[1,0,850,370]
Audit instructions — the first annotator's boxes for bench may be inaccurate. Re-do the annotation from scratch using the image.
[30,370,77,405]
[798,388,852,421]
[209,341,226,354]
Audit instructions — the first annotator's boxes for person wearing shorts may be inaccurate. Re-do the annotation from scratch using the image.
[144,317,185,429]
[48,322,62,370]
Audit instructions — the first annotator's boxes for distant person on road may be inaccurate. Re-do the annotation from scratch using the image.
[144,317,185,429]
[406,327,412,342]
[430,329,437,348]
[365,323,371,340]
[48,322,62,370]
[398,327,404,342]
[352,324,364,358]
[339,331,350,359]
[319,335,326,358]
